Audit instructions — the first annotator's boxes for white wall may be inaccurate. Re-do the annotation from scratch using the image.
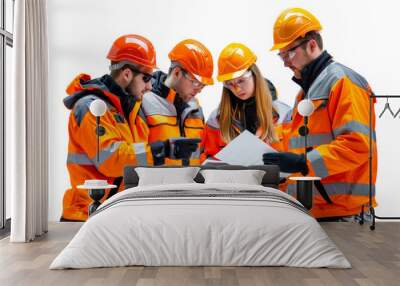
[47,0,400,221]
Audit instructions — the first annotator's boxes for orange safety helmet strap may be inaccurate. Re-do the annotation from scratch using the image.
[107,34,157,74]
[271,7,322,51]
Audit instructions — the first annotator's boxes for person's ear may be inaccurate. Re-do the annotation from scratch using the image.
[309,39,318,52]
[122,67,132,80]
[173,66,181,79]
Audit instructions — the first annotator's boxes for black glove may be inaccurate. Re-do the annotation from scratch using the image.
[263,152,309,175]
[150,141,170,166]
[171,138,201,160]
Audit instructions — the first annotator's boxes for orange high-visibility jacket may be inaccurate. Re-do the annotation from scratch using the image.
[141,71,204,165]
[281,61,377,218]
[62,74,153,221]
[200,99,291,162]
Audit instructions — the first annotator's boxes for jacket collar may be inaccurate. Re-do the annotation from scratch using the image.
[63,74,129,115]
[151,70,197,117]
[292,50,333,95]
[151,71,171,99]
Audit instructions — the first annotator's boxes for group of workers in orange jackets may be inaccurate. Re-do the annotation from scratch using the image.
[61,8,377,222]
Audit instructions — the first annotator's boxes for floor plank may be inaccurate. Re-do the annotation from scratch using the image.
[0,222,399,286]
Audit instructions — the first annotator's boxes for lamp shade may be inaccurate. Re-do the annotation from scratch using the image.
[89,99,107,117]
[298,99,315,116]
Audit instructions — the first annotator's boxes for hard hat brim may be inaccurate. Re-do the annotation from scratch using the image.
[270,41,292,51]
[201,77,214,85]
[191,73,214,85]
[217,68,248,82]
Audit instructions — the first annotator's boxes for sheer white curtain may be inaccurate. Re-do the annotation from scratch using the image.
[10,0,48,242]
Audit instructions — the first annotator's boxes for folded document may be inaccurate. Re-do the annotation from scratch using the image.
[204,130,289,177]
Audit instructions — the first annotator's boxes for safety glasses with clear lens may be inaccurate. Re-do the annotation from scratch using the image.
[181,69,205,89]
[223,70,253,89]
[277,39,309,61]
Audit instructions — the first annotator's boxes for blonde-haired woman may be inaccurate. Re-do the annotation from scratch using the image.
[201,42,289,161]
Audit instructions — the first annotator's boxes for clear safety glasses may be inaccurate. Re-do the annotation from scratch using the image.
[277,39,309,61]
[181,68,205,89]
[223,70,253,89]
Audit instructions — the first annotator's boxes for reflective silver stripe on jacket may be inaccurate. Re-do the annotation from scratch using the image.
[142,92,203,131]
[67,141,149,167]
[67,153,93,165]
[287,182,374,197]
[92,141,123,167]
[333,120,376,141]
[307,62,370,101]
[70,141,124,168]
[142,92,177,116]
[308,148,329,178]
[288,121,376,150]
[289,133,333,149]
[73,95,108,126]
[132,142,148,166]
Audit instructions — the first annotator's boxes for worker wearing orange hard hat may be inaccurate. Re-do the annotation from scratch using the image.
[263,8,377,219]
[201,42,290,161]
[141,39,214,165]
[62,34,172,221]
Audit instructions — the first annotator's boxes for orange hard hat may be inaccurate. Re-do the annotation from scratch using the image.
[107,34,157,74]
[271,7,322,51]
[217,43,257,82]
[168,39,214,85]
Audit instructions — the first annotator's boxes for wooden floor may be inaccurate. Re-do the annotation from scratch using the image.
[0,222,399,286]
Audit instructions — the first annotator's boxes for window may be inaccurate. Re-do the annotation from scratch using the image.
[5,0,13,33]
[0,0,14,236]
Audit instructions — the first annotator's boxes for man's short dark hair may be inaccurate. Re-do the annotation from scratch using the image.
[168,61,181,76]
[302,31,323,50]
[110,61,139,79]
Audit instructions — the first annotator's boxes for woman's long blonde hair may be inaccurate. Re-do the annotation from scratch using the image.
[219,64,277,143]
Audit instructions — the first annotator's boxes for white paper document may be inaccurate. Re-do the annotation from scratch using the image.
[211,130,289,177]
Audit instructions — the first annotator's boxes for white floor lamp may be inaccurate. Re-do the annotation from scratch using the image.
[289,99,321,210]
[77,99,116,216]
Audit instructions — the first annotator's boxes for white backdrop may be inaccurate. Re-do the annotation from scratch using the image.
[47,0,400,221]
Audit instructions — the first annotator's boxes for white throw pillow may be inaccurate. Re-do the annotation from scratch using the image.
[200,169,265,185]
[136,167,200,186]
